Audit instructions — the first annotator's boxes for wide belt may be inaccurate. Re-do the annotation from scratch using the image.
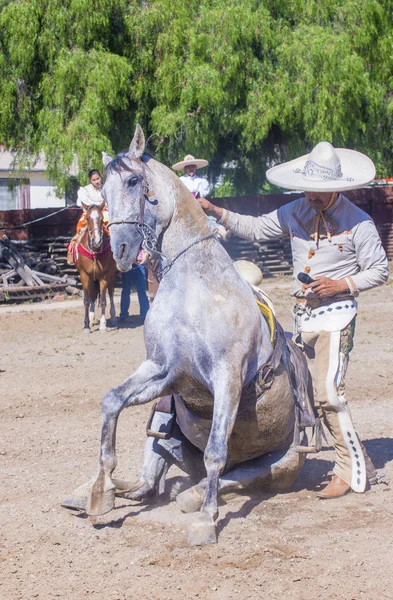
[295,295,354,309]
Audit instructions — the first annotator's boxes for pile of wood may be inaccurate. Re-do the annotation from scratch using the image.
[224,236,293,278]
[0,236,80,302]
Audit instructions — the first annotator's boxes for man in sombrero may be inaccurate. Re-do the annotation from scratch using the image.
[172,154,211,198]
[198,141,389,498]
[173,154,230,240]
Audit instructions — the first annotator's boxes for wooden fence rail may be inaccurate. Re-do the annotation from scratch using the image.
[1,186,392,281]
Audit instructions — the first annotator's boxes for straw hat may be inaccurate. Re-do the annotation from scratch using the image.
[266,142,375,192]
[172,154,209,171]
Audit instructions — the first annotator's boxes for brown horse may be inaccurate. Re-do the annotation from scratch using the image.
[74,201,117,332]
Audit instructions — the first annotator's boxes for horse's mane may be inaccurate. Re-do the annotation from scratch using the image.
[105,151,153,175]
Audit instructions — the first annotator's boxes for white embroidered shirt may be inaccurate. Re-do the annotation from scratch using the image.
[220,194,389,297]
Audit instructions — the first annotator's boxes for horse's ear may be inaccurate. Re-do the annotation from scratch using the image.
[98,200,106,212]
[129,124,145,159]
[81,201,89,212]
[102,152,113,168]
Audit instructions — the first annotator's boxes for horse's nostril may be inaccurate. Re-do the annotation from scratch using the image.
[118,243,128,260]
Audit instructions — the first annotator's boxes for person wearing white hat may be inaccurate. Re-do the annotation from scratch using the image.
[172,154,211,198]
[172,154,230,240]
[198,141,389,499]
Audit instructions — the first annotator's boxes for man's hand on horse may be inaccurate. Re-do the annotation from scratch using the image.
[197,197,223,220]
[307,276,349,297]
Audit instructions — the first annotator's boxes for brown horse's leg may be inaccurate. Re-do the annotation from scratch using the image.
[108,274,116,325]
[98,279,108,332]
[79,270,92,333]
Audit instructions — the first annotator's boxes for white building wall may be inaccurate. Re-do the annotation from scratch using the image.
[29,173,65,209]
[0,149,68,209]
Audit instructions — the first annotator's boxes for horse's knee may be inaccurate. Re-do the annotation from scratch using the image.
[204,443,228,476]
[101,389,120,418]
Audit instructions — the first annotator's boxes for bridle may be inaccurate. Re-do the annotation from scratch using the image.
[87,225,104,253]
[107,161,215,277]
[84,206,107,255]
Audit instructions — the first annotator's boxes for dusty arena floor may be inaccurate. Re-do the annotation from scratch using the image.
[1,277,393,600]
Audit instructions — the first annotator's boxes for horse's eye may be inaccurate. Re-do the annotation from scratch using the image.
[127,176,139,188]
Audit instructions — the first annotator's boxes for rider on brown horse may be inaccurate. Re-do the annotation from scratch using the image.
[67,169,109,265]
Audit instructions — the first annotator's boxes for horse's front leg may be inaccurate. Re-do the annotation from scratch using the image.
[79,272,92,333]
[189,370,243,545]
[87,360,172,516]
[108,281,116,325]
[98,280,108,332]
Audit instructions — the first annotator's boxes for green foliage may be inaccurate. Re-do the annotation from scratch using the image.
[1,0,393,194]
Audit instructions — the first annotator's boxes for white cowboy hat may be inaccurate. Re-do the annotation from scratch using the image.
[233,260,263,286]
[266,142,375,192]
[233,260,276,315]
[172,154,209,171]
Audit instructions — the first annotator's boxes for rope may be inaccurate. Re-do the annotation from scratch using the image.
[161,233,215,276]
[0,203,79,232]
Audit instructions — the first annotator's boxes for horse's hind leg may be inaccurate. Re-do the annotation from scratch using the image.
[89,300,95,327]
[121,420,205,502]
[108,282,116,326]
[177,445,306,514]
[62,421,203,512]
[86,360,173,516]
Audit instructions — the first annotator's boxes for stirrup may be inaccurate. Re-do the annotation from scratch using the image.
[146,396,176,440]
[294,418,324,454]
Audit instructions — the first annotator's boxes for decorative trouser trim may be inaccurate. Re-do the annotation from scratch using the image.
[302,321,367,493]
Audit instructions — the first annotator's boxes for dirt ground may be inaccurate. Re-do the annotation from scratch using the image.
[1,277,393,600]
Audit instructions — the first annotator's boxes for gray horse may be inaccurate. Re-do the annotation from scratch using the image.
[67,126,316,545]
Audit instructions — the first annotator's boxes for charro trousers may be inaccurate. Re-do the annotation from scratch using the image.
[120,265,150,321]
[301,321,375,492]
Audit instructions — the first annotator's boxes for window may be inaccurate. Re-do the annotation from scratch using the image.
[0,178,30,210]
[0,179,18,210]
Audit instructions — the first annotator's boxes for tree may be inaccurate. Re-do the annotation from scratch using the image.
[1,0,393,194]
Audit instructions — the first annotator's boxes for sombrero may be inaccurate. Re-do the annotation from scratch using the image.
[233,260,263,286]
[233,260,276,315]
[266,142,375,192]
[172,154,209,171]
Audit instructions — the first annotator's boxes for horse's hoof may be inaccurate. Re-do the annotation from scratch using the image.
[87,489,115,516]
[188,517,217,546]
[113,478,141,495]
[117,486,151,502]
[61,480,93,511]
[99,327,107,333]
[86,476,115,516]
[61,478,138,512]
[83,328,91,334]
[176,486,204,514]
[61,495,87,511]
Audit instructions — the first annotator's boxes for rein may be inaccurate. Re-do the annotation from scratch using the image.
[108,164,216,277]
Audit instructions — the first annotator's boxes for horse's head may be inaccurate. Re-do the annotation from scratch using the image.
[84,201,107,252]
[102,125,174,272]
